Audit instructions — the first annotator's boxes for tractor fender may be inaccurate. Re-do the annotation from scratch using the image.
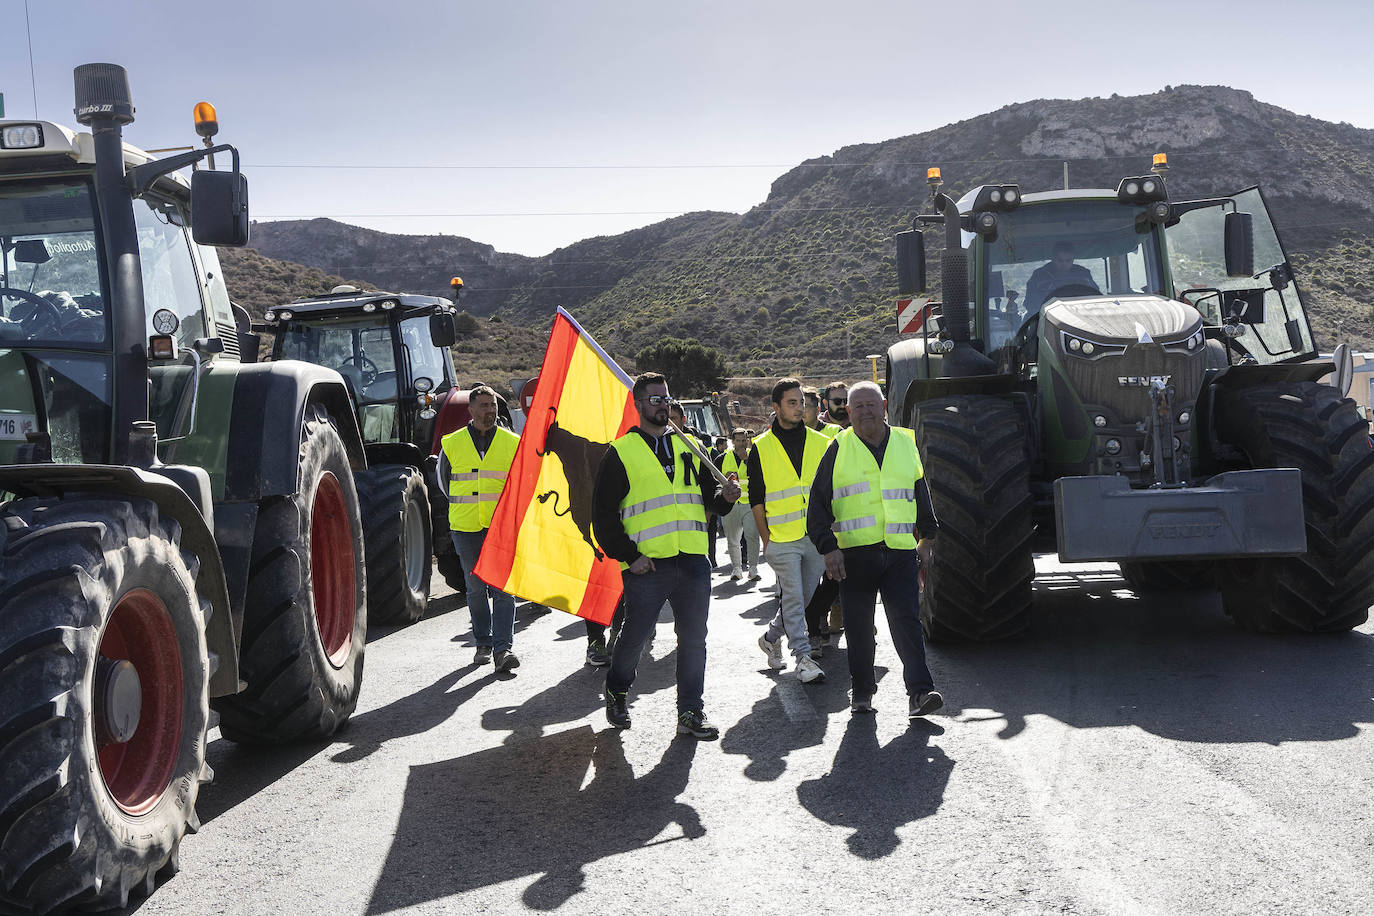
[224,360,367,502]
[0,464,239,698]
[364,441,427,471]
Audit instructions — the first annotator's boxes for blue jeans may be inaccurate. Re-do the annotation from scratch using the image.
[451,529,516,651]
[838,546,935,697]
[606,553,711,714]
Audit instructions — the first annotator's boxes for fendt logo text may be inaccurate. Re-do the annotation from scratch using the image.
[1119,375,1171,387]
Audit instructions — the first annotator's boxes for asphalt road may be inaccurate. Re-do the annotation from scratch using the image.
[125,555,1374,915]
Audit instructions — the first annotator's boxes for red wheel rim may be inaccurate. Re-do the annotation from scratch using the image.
[311,472,356,667]
[97,589,184,816]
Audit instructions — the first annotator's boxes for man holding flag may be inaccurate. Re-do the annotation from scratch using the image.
[593,372,741,740]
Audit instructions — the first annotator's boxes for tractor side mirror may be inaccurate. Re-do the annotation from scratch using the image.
[1333,343,1354,396]
[1223,211,1253,278]
[896,229,926,295]
[191,169,250,247]
[429,311,457,348]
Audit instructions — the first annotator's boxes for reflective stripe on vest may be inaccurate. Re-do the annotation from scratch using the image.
[442,425,520,532]
[610,433,709,562]
[830,426,924,550]
[721,450,749,492]
[754,426,829,543]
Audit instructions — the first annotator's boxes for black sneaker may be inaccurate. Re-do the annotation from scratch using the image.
[606,690,631,729]
[676,710,720,740]
[494,650,520,674]
[850,692,874,714]
[474,645,493,665]
[586,637,611,667]
[909,690,944,719]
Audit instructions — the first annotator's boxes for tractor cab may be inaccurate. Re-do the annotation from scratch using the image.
[266,287,458,446]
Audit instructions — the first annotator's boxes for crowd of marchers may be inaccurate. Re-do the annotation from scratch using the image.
[438,376,944,741]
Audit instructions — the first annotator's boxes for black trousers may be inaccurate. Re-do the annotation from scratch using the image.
[805,575,839,637]
[838,545,935,697]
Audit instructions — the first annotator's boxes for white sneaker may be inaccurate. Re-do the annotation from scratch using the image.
[795,654,825,684]
[758,634,785,670]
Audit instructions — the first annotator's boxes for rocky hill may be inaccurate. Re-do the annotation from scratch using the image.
[229,85,1374,381]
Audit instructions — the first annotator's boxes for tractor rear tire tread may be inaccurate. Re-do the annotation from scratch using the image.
[356,464,432,625]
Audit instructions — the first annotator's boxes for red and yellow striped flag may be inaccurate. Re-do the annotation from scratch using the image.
[474,308,635,625]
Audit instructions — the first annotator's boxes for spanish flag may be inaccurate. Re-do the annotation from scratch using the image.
[474,308,635,625]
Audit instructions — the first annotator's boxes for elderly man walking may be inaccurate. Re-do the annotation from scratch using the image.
[750,378,831,683]
[592,372,741,739]
[807,381,943,718]
[440,385,522,672]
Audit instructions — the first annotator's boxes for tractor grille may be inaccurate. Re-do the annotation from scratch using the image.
[1059,343,1205,423]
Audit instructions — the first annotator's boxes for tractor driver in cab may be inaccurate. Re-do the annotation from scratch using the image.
[1023,240,1100,315]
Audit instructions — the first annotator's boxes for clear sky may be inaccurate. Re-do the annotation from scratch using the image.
[3,0,1371,256]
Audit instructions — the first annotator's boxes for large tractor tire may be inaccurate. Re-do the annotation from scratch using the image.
[357,464,432,625]
[1118,559,1215,591]
[0,496,211,913]
[1213,381,1374,633]
[913,395,1035,641]
[215,405,367,743]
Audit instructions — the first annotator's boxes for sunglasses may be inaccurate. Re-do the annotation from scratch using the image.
[830,398,848,406]
[639,395,672,406]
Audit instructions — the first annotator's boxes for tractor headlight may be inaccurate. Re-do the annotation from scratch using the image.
[362,302,377,313]
[1223,323,1245,338]
[1068,338,1081,352]
[380,300,397,311]
[1094,414,1108,428]
[264,310,277,322]
[0,124,44,149]
[1105,439,1122,455]
[1081,342,1095,355]
[278,310,293,321]
[1178,411,1191,425]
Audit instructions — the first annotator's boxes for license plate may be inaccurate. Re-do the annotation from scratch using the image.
[0,414,37,440]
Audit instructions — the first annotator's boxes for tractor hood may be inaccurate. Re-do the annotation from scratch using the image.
[1043,294,1202,347]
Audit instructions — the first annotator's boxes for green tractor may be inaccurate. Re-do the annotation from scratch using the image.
[260,286,465,623]
[0,65,370,911]
[888,159,1373,640]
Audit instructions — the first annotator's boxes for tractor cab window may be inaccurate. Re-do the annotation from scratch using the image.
[278,316,401,442]
[0,179,108,347]
[136,196,205,348]
[981,199,1165,353]
[1166,186,1316,365]
[399,315,452,394]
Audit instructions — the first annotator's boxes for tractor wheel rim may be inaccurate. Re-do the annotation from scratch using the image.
[311,472,356,667]
[97,588,184,816]
[403,497,427,593]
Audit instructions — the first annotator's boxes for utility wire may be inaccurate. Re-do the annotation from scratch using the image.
[24,0,37,118]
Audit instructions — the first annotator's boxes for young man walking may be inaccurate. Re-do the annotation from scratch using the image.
[716,428,762,582]
[439,385,522,672]
[592,372,741,739]
[807,381,943,719]
[749,378,831,683]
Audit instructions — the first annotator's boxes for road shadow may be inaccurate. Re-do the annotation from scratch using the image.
[365,726,701,913]
[330,664,499,763]
[481,642,680,743]
[936,562,1374,744]
[796,716,953,859]
[720,652,860,780]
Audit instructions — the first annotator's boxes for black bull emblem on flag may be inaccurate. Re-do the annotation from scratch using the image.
[534,413,608,560]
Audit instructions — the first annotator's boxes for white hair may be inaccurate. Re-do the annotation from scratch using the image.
[849,380,884,402]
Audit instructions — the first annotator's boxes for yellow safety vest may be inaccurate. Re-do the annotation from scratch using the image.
[754,426,829,543]
[721,450,750,493]
[830,427,924,550]
[442,425,520,532]
[814,422,842,439]
[610,432,708,563]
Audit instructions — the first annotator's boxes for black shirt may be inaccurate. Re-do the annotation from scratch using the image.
[592,427,737,564]
[806,427,939,555]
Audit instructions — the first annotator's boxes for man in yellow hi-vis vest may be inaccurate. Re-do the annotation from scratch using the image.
[715,427,761,582]
[439,385,521,672]
[807,381,943,719]
[749,378,832,684]
[592,372,741,739]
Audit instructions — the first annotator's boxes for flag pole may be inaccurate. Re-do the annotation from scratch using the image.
[667,419,731,486]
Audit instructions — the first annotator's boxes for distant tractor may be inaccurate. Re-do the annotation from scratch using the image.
[262,286,466,621]
[0,65,370,912]
[888,158,1373,639]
